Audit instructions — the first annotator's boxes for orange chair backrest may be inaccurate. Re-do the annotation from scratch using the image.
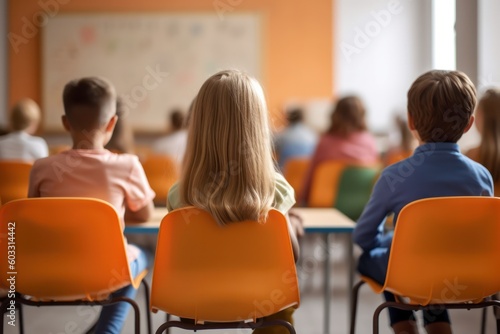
[385,149,413,166]
[384,196,500,305]
[151,207,300,322]
[308,160,345,207]
[141,154,179,206]
[283,158,311,203]
[0,198,139,301]
[0,161,32,204]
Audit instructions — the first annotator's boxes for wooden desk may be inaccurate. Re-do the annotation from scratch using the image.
[126,207,355,334]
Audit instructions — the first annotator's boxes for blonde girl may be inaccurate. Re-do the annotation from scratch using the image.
[167,69,300,333]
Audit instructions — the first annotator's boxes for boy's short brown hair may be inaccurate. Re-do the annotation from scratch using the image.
[62,77,116,131]
[407,70,476,143]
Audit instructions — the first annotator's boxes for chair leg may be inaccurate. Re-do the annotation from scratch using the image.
[496,306,500,334]
[18,302,24,334]
[0,298,7,332]
[142,279,153,334]
[349,280,366,334]
[165,313,171,334]
[481,307,487,334]
[373,302,394,334]
[113,297,141,334]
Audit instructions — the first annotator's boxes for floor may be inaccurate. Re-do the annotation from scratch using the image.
[3,234,497,334]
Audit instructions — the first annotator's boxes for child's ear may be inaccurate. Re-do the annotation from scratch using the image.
[105,115,118,132]
[407,112,415,130]
[61,115,72,131]
[463,115,475,133]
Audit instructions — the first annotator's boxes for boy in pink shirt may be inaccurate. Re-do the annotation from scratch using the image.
[28,77,155,334]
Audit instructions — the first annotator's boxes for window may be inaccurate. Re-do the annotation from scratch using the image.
[432,0,456,70]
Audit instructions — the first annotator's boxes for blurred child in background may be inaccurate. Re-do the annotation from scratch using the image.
[300,95,379,204]
[0,98,48,161]
[466,88,500,195]
[274,107,318,170]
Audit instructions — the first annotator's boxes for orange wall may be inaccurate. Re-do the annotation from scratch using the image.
[8,0,333,128]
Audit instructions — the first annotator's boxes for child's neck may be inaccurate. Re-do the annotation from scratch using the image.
[70,133,107,150]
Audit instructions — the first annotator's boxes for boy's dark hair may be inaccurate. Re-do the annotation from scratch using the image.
[170,109,185,131]
[63,77,116,131]
[286,108,304,125]
[407,70,476,143]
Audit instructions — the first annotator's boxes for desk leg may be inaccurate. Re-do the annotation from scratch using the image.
[347,233,354,321]
[323,233,331,334]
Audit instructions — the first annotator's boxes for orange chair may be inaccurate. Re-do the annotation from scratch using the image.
[0,161,32,204]
[350,196,500,334]
[307,160,346,207]
[384,149,413,166]
[282,157,311,203]
[151,207,300,334]
[141,154,179,206]
[0,198,152,334]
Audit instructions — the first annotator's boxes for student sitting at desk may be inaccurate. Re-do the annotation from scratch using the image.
[353,70,493,334]
[28,77,155,334]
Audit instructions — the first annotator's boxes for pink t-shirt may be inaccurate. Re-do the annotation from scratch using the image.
[28,149,156,260]
[300,131,380,204]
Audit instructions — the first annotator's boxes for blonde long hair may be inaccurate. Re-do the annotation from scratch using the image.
[180,69,276,225]
[478,88,500,183]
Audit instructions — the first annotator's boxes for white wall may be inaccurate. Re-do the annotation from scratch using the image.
[457,0,500,151]
[478,0,500,92]
[335,0,433,137]
[0,0,7,128]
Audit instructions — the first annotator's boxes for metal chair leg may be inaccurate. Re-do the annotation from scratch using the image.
[165,313,171,334]
[0,298,7,332]
[111,297,141,334]
[496,305,500,334]
[18,302,24,334]
[142,279,153,334]
[373,302,397,334]
[481,307,487,334]
[349,280,366,334]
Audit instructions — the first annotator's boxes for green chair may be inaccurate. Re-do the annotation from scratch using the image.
[334,166,379,221]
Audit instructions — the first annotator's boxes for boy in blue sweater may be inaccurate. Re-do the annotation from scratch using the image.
[353,70,493,334]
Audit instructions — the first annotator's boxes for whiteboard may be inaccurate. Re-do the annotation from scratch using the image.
[42,13,262,132]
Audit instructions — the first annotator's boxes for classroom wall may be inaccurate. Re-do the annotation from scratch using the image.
[6,0,333,130]
[478,0,500,91]
[456,0,478,86]
[335,0,433,135]
[0,0,7,128]
[456,0,500,151]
